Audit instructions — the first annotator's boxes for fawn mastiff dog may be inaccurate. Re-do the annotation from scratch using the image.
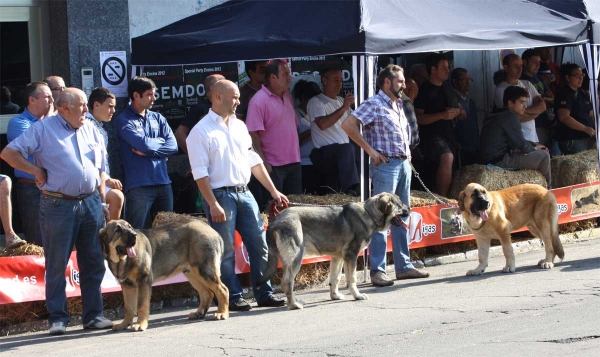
[258,192,410,309]
[99,219,229,331]
[458,183,564,275]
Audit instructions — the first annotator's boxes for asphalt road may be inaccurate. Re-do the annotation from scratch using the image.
[1,238,599,357]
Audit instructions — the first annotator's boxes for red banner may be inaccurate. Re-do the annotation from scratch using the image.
[2,182,599,304]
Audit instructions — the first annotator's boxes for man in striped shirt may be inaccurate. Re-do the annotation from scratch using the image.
[342,64,430,287]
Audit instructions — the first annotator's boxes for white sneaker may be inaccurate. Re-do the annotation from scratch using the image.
[83,316,113,329]
[49,322,67,335]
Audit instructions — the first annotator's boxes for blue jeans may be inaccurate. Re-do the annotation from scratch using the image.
[204,188,275,304]
[270,163,303,195]
[125,184,173,229]
[17,182,42,246]
[369,158,414,275]
[40,190,106,325]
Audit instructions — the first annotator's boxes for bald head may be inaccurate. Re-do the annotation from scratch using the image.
[57,88,88,129]
[212,80,240,119]
[44,75,66,101]
[205,74,225,100]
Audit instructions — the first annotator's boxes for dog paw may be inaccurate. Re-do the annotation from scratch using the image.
[288,302,304,310]
[538,260,554,269]
[330,292,345,300]
[466,269,484,276]
[214,312,229,320]
[112,321,129,331]
[131,322,147,332]
[502,265,516,273]
[353,293,368,301]
[188,311,206,320]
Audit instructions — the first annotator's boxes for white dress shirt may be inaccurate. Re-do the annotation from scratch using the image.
[187,109,262,189]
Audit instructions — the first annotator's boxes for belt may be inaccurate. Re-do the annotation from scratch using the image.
[385,155,408,160]
[42,190,95,201]
[215,185,249,193]
[18,178,36,184]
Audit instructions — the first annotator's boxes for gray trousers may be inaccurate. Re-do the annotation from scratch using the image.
[499,150,552,188]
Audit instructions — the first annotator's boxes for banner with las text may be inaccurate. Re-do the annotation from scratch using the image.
[2,181,599,304]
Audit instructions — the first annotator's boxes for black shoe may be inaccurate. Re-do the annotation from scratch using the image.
[257,295,286,307]
[229,299,252,311]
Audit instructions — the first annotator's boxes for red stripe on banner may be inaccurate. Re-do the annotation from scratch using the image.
[2,182,599,304]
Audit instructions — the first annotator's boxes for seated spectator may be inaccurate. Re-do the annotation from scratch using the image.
[480,86,551,187]
[451,68,479,166]
[0,87,20,114]
[0,175,27,249]
[494,54,546,144]
[554,63,596,154]
[307,68,359,196]
[292,79,322,195]
[86,87,124,221]
[537,47,561,93]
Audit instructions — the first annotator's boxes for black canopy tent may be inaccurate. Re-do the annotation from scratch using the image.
[131,0,591,65]
[131,0,599,188]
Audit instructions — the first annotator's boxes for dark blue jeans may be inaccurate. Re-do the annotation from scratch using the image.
[369,157,414,276]
[309,143,359,193]
[17,182,42,246]
[204,188,275,304]
[40,190,106,326]
[270,162,303,195]
[125,184,173,229]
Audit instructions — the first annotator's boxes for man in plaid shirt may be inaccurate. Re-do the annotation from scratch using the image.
[342,64,430,287]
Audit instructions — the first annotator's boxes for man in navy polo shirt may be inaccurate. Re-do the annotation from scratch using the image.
[115,76,178,229]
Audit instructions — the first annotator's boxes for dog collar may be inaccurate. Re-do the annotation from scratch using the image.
[468,219,487,231]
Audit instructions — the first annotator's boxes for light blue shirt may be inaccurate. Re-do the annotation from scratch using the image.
[6,108,38,180]
[7,114,106,196]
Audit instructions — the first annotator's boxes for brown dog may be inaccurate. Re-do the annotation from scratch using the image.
[458,183,564,275]
[100,219,229,331]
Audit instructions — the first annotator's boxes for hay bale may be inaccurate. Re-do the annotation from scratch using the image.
[0,243,44,257]
[551,149,599,188]
[410,190,456,207]
[152,211,207,227]
[448,164,546,199]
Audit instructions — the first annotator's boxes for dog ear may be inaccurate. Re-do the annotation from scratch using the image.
[99,226,106,238]
[457,191,466,212]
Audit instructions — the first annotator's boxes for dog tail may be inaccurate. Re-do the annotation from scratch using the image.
[257,229,279,288]
[552,210,565,262]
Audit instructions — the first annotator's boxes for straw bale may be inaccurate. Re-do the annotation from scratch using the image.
[0,243,44,257]
[410,190,456,207]
[551,149,599,188]
[152,211,208,227]
[448,164,546,199]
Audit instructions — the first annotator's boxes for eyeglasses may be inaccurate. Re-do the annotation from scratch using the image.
[569,73,586,79]
[50,86,65,92]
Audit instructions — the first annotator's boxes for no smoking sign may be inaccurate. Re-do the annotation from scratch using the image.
[99,51,127,97]
[102,57,126,85]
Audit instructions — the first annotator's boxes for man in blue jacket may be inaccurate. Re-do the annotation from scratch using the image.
[115,77,178,229]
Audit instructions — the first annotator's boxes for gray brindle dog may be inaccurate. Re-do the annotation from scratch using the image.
[258,192,410,309]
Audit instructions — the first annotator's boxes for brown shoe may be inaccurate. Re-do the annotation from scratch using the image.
[371,271,394,287]
[396,269,430,280]
[6,235,27,250]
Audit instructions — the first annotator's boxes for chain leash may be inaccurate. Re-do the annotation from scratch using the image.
[408,161,458,208]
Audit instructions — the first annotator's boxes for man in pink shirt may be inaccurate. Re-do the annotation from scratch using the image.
[246,60,302,197]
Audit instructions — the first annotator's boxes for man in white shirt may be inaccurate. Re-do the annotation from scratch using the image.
[186,80,288,312]
[494,54,546,143]
[307,68,359,196]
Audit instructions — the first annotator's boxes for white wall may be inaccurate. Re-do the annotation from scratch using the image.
[128,0,228,39]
